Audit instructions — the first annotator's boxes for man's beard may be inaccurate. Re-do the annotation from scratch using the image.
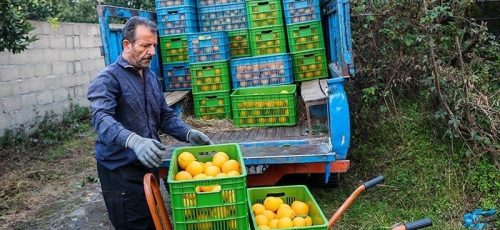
[135,56,152,69]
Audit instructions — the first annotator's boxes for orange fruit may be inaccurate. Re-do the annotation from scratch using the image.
[203,161,213,170]
[279,204,292,210]
[277,206,295,220]
[215,172,227,178]
[291,201,309,216]
[258,225,270,229]
[204,165,222,177]
[252,203,266,215]
[304,216,313,226]
[177,152,196,170]
[221,159,240,173]
[263,197,280,212]
[255,215,269,226]
[277,217,293,228]
[269,219,279,229]
[212,151,230,168]
[186,161,204,176]
[175,171,192,181]
[193,173,207,180]
[226,170,241,177]
[292,216,306,227]
[261,210,276,221]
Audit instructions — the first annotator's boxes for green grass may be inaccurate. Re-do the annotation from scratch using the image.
[310,102,498,229]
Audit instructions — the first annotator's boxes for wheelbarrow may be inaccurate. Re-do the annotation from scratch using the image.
[144,174,432,230]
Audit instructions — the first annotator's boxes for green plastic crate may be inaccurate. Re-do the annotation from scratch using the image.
[160,35,189,63]
[247,185,329,230]
[168,144,249,230]
[292,48,328,82]
[249,26,287,56]
[228,29,251,58]
[287,20,325,53]
[194,91,231,120]
[190,61,230,94]
[230,85,296,127]
[246,0,284,29]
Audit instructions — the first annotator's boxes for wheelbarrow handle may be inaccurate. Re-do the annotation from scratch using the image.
[328,175,384,229]
[392,218,432,230]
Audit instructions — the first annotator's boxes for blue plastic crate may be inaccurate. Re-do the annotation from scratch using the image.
[197,0,244,7]
[188,32,231,63]
[198,3,247,32]
[163,63,192,91]
[156,0,196,8]
[283,0,321,25]
[157,7,198,36]
[230,54,293,89]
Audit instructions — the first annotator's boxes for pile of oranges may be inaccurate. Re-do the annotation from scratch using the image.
[252,196,313,229]
[174,151,241,183]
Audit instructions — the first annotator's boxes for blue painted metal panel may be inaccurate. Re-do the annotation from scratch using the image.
[327,77,350,159]
[322,0,355,76]
[97,5,162,87]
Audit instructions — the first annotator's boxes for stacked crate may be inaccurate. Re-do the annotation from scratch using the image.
[283,0,328,82]
[156,0,198,91]
[246,0,286,56]
[197,0,251,58]
[188,32,232,120]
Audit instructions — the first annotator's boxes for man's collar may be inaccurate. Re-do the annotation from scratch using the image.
[117,55,135,69]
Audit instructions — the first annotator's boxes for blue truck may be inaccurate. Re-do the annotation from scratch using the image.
[97,0,354,186]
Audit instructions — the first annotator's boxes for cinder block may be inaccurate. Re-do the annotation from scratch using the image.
[73,61,82,73]
[17,65,36,79]
[75,48,89,60]
[52,88,69,102]
[9,52,28,65]
[0,53,10,65]
[0,66,19,81]
[65,36,74,48]
[12,77,46,94]
[29,20,43,34]
[44,75,61,90]
[34,63,52,77]
[40,22,54,35]
[93,36,102,47]
[95,58,105,70]
[0,82,13,97]
[29,34,49,49]
[49,35,66,49]
[73,35,81,48]
[73,24,86,35]
[67,62,75,74]
[80,59,94,72]
[37,90,54,105]
[43,49,60,63]
[2,96,22,112]
[88,25,100,36]
[59,49,76,62]
[80,36,94,48]
[13,109,36,128]
[88,47,103,59]
[52,62,68,75]
[0,113,13,133]
[59,75,73,88]
[63,23,75,35]
[21,93,38,108]
[21,49,45,64]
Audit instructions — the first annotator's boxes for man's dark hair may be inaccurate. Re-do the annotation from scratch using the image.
[122,16,157,44]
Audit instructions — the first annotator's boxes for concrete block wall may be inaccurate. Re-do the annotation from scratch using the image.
[0,21,105,135]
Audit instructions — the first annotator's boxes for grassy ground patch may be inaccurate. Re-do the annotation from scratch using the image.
[310,102,498,229]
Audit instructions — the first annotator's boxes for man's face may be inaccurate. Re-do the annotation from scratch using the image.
[123,25,157,69]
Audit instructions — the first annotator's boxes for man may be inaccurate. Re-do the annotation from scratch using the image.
[87,16,212,229]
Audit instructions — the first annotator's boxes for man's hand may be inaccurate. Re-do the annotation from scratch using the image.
[187,129,213,146]
[126,133,166,168]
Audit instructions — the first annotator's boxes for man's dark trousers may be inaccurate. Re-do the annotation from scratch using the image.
[97,161,158,230]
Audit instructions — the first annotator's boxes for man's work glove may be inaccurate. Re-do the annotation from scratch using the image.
[187,129,213,146]
[126,133,166,168]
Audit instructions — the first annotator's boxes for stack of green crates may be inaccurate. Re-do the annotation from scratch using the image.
[284,0,328,82]
[168,143,250,230]
[246,0,287,56]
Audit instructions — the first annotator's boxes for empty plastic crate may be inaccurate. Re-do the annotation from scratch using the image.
[230,54,293,89]
[160,35,189,64]
[198,3,247,32]
[231,85,297,127]
[190,61,230,94]
[228,29,251,58]
[287,20,325,53]
[157,7,198,36]
[283,0,321,25]
[168,143,249,230]
[249,26,287,56]
[163,63,191,91]
[188,32,231,63]
[292,48,328,82]
[193,91,231,119]
[246,0,284,28]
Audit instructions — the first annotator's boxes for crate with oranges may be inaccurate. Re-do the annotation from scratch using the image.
[247,185,329,230]
[193,91,231,120]
[190,61,230,94]
[167,143,250,230]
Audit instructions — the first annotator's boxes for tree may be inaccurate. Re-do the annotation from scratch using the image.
[0,0,38,53]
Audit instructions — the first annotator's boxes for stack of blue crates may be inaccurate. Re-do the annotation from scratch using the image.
[156,0,198,91]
